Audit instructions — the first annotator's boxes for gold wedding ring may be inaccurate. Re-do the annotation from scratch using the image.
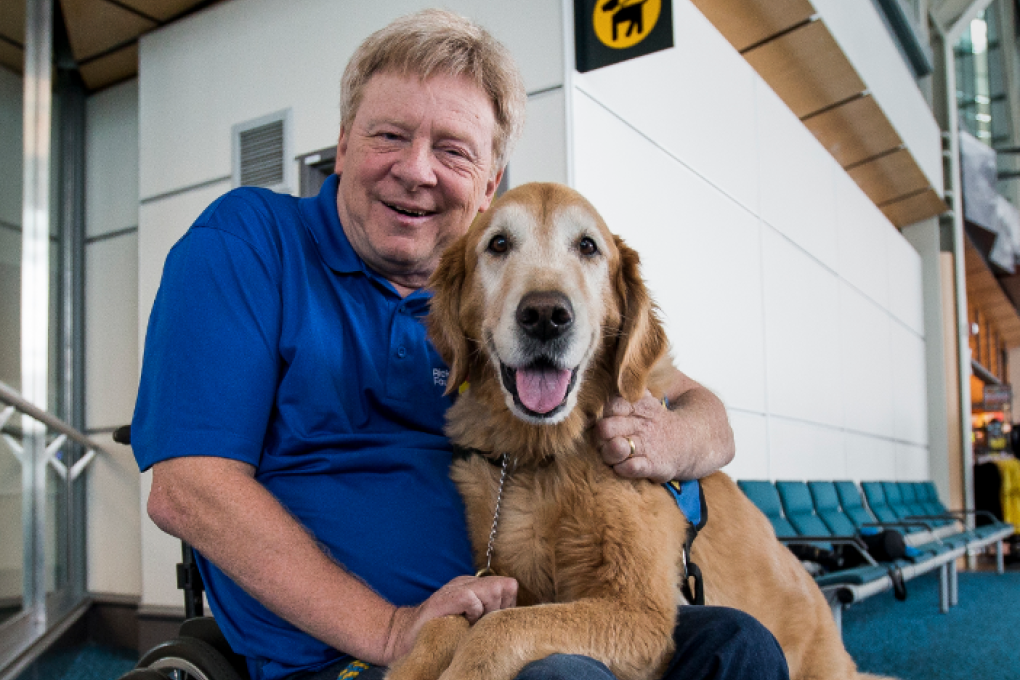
[626,436,636,459]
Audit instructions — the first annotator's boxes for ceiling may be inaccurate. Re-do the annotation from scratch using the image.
[690,0,948,229]
[0,0,221,92]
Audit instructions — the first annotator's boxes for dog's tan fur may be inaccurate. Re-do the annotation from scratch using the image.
[387,183,886,680]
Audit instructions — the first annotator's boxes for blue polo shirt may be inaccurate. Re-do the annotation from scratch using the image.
[132,174,475,680]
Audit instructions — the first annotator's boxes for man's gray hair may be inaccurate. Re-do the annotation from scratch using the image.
[340,8,527,171]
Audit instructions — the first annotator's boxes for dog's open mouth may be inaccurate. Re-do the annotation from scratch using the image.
[500,359,578,418]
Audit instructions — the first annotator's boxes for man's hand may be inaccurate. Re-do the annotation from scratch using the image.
[592,368,735,483]
[595,390,680,483]
[383,575,518,664]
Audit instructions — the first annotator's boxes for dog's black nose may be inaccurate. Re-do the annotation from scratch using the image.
[517,291,574,341]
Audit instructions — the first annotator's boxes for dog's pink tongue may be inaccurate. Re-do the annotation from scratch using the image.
[516,366,571,414]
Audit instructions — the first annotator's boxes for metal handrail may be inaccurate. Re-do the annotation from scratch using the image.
[0,381,107,480]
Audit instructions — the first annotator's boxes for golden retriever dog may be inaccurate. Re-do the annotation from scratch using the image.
[387,183,887,680]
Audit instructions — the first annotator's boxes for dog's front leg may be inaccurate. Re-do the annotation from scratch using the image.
[437,600,674,680]
[385,615,470,680]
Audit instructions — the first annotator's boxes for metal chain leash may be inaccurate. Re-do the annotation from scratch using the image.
[475,454,516,577]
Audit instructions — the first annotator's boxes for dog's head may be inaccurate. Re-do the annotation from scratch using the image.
[428,182,667,432]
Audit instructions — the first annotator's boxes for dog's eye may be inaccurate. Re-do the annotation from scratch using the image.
[488,234,509,254]
[578,237,599,257]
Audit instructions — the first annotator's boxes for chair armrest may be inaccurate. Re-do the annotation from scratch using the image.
[777,536,879,567]
[862,519,935,532]
[925,509,1005,525]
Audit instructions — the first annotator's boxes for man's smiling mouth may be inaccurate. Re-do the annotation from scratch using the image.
[385,201,437,218]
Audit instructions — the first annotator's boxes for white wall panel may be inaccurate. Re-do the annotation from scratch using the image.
[894,442,930,480]
[139,469,181,607]
[86,234,139,428]
[887,229,925,335]
[811,0,943,193]
[768,418,847,481]
[87,432,141,596]
[835,171,890,310]
[890,323,929,445]
[845,431,897,481]
[573,91,767,411]
[139,0,563,199]
[762,229,842,427]
[757,80,838,270]
[508,88,567,188]
[839,283,893,437]
[85,80,142,598]
[724,410,770,480]
[572,0,760,213]
[86,80,139,237]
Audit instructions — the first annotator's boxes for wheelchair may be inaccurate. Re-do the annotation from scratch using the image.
[114,425,251,680]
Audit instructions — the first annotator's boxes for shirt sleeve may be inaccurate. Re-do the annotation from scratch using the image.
[132,210,282,472]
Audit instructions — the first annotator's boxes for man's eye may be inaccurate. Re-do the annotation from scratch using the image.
[578,237,598,256]
[488,235,509,254]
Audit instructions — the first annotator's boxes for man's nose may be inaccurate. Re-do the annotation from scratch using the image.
[392,140,438,188]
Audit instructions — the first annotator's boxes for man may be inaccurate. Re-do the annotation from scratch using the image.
[133,9,787,680]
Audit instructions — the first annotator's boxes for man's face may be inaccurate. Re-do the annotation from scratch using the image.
[334,71,502,293]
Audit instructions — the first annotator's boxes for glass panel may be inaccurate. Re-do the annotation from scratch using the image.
[0,23,25,627]
[955,12,992,144]
[955,9,1008,148]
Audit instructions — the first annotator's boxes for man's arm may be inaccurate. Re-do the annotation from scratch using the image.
[593,367,734,483]
[147,456,517,666]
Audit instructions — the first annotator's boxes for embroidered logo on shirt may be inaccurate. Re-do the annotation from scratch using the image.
[433,368,449,388]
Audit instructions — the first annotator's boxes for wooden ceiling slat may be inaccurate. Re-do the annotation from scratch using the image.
[964,238,1020,348]
[79,42,138,91]
[803,95,903,168]
[689,0,815,53]
[878,188,948,227]
[846,148,930,206]
[59,0,155,62]
[115,0,210,22]
[743,19,865,119]
[0,0,26,44]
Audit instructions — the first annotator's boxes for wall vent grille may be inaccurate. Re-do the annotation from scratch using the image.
[232,110,292,192]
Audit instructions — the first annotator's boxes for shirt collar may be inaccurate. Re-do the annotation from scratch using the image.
[301,173,364,274]
[300,174,433,306]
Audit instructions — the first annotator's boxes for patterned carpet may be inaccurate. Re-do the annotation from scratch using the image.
[843,569,1020,680]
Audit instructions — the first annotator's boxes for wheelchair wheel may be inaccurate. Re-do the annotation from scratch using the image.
[137,637,245,680]
[118,670,172,679]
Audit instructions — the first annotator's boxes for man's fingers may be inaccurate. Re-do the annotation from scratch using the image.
[611,454,648,479]
[601,435,638,466]
[461,596,485,624]
[439,575,517,622]
[603,395,636,418]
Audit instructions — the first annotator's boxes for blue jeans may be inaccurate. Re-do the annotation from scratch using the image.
[295,606,789,680]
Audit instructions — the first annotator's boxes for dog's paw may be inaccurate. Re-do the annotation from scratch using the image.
[385,615,470,680]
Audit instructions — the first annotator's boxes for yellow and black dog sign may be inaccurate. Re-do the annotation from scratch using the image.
[575,0,673,72]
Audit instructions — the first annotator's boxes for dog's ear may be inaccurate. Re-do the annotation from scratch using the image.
[427,235,472,395]
[612,237,668,402]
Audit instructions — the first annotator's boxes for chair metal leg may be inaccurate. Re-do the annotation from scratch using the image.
[997,540,1005,574]
[830,600,843,637]
[939,564,949,613]
[950,558,959,607]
